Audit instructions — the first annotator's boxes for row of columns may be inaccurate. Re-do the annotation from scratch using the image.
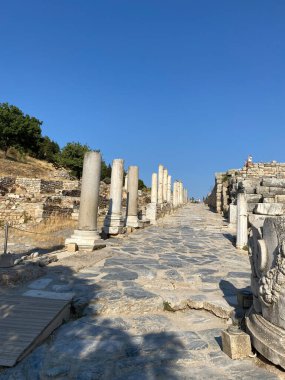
[66,153,189,250]
[147,164,188,223]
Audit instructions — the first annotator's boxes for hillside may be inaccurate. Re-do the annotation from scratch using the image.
[0,150,71,179]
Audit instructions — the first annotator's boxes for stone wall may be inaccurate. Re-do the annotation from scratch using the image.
[0,177,81,225]
[0,176,151,226]
[205,161,285,215]
[205,162,285,218]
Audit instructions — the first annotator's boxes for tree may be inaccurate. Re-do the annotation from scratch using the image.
[0,103,42,158]
[138,179,147,190]
[101,162,112,181]
[37,136,60,163]
[59,142,90,179]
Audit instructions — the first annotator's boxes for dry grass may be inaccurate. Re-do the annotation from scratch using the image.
[0,149,63,179]
[8,216,77,246]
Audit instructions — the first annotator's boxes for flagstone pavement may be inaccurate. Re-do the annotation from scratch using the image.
[1,204,282,379]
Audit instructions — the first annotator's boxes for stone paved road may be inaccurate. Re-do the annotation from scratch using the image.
[1,204,281,379]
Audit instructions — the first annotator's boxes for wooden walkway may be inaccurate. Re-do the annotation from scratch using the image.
[0,295,70,367]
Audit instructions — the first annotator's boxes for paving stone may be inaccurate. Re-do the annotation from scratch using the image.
[27,277,53,290]
[102,270,138,281]
[3,204,281,379]
[124,288,157,299]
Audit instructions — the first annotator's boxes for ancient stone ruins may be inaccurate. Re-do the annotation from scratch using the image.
[65,152,188,250]
[206,156,285,371]
[3,154,285,378]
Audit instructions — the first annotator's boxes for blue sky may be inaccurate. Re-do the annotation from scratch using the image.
[1,1,285,198]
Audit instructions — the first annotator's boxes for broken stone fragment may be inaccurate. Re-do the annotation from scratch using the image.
[262,178,285,188]
[221,326,252,359]
[254,203,285,216]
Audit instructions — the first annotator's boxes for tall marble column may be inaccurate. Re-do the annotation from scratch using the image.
[151,172,158,203]
[146,172,158,223]
[157,165,164,204]
[103,158,125,235]
[167,175,172,204]
[236,192,248,249]
[179,182,183,205]
[126,166,139,227]
[65,151,105,250]
[173,181,178,208]
[124,173,128,191]
[163,169,168,202]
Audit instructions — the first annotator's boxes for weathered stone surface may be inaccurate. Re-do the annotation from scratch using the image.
[1,204,279,379]
[254,203,285,216]
[0,254,14,268]
[67,243,78,252]
[262,178,285,188]
[236,193,248,249]
[247,217,285,369]
[222,327,252,359]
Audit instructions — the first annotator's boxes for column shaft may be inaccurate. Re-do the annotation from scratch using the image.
[236,193,248,249]
[126,166,139,227]
[151,173,158,203]
[78,151,101,230]
[158,165,164,204]
[163,169,168,202]
[167,175,172,203]
[104,158,125,234]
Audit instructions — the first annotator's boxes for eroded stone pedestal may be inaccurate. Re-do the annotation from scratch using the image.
[65,230,105,251]
[246,216,285,369]
[246,312,285,368]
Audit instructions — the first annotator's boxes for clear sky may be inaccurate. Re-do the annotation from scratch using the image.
[1,1,285,198]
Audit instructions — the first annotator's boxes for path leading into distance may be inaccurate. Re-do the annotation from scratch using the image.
[1,205,279,379]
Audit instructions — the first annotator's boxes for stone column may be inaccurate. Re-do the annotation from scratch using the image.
[176,182,179,206]
[173,181,178,208]
[124,173,128,191]
[126,166,139,227]
[157,165,164,204]
[178,182,183,205]
[167,175,172,203]
[151,173,158,203]
[103,158,125,235]
[146,172,158,223]
[236,192,248,249]
[229,204,237,227]
[163,169,168,202]
[65,151,105,250]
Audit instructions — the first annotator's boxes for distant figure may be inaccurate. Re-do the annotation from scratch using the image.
[245,155,253,168]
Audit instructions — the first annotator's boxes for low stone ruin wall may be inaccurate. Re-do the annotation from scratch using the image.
[0,177,81,225]
[205,162,285,218]
[0,176,150,226]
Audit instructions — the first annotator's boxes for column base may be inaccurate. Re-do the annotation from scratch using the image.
[65,229,106,251]
[246,311,285,369]
[146,203,157,224]
[103,215,126,235]
[126,215,140,228]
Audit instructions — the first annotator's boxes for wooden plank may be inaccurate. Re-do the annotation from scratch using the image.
[0,295,70,367]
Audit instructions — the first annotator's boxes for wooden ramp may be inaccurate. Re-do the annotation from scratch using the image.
[0,295,70,367]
